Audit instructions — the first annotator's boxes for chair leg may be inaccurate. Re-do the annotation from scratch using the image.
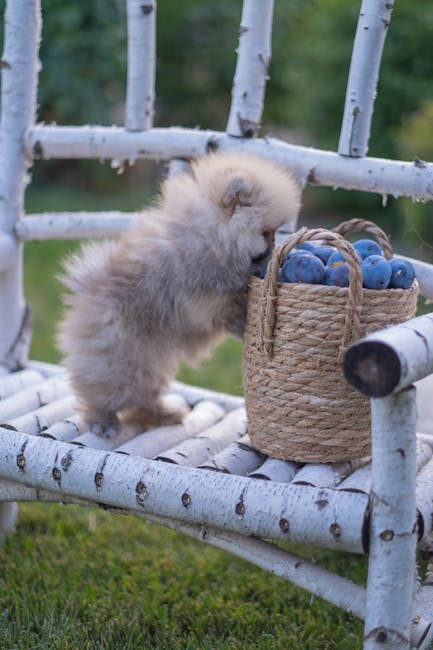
[364,388,418,649]
[0,503,18,540]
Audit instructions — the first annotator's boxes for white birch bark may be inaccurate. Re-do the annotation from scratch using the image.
[291,459,369,489]
[7,395,76,434]
[199,435,265,475]
[339,440,432,497]
[399,255,433,302]
[0,426,369,552]
[155,408,247,466]
[338,0,395,157]
[226,0,274,137]
[364,388,418,650]
[0,0,41,369]
[339,465,372,495]
[26,126,433,202]
[125,0,156,132]
[415,457,433,545]
[0,501,18,539]
[27,360,65,377]
[0,375,70,422]
[345,314,433,397]
[116,400,225,457]
[168,159,192,177]
[169,380,244,412]
[0,369,42,400]
[249,457,299,482]
[15,212,138,241]
[41,414,87,443]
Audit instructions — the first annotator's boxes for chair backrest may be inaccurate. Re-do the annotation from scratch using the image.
[1,0,432,370]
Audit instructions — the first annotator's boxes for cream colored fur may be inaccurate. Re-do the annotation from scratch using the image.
[57,152,301,436]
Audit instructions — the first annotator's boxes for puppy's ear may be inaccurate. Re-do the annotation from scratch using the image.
[220,174,256,215]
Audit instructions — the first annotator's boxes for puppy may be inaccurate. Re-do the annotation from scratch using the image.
[57,151,301,436]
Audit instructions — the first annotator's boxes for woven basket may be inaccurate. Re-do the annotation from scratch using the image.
[243,218,418,462]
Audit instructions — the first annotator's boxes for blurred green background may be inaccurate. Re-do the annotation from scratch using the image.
[1,1,433,648]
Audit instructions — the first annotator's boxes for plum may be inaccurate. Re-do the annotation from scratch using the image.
[324,263,349,287]
[297,242,316,253]
[389,258,415,289]
[280,252,325,284]
[353,238,383,260]
[361,255,392,289]
[314,245,336,264]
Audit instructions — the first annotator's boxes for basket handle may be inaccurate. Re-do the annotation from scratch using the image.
[261,228,364,362]
[332,218,394,259]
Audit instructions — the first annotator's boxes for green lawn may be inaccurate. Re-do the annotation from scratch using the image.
[0,184,368,649]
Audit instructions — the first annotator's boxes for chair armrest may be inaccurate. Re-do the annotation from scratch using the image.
[344,313,433,396]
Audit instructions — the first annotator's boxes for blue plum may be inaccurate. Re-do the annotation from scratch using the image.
[296,242,316,253]
[314,245,336,264]
[389,258,415,289]
[361,255,392,289]
[280,248,307,268]
[353,238,383,260]
[326,251,346,267]
[280,252,325,284]
[325,263,349,287]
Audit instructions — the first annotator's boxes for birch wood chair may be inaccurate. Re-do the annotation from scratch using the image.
[2,1,433,648]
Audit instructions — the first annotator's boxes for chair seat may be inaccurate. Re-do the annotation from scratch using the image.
[1,362,433,559]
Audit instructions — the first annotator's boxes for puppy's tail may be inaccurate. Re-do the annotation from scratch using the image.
[59,240,117,295]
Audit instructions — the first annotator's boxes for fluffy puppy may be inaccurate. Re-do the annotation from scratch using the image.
[57,152,301,436]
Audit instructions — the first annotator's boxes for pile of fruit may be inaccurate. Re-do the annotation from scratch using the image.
[258,238,416,290]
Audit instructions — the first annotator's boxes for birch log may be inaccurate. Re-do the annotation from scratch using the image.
[344,314,433,397]
[0,369,42,399]
[27,360,65,378]
[7,395,76,434]
[0,0,41,533]
[0,375,70,422]
[249,458,299,482]
[0,0,40,369]
[199,435,265,475]
[226,0,274,137]
[15,212,138,241]
[415,457,433,544]
[338,0,394,157]
[116,400,225,457]
[364,388,418,650]
[339,440,432,496]
[155,408,247,466]
[399,255,433,302]
[26,126,433,201]
[168,380,244,411]
[125,0,156,132]
[41,415,87,443]
[0,426,369,552]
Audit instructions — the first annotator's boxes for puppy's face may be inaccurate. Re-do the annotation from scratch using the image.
[160,152,302,276]
[193,153,301,273]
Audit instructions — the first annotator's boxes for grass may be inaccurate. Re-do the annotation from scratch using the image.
[0,183,369,649]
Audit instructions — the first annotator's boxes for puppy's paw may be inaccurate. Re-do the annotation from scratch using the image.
[122,402,189,432]
[89,420,121,440]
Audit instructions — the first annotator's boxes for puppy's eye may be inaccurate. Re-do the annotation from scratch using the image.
[262,230,271,239]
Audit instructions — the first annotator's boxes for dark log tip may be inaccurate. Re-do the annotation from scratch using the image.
[344,340,401,397]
